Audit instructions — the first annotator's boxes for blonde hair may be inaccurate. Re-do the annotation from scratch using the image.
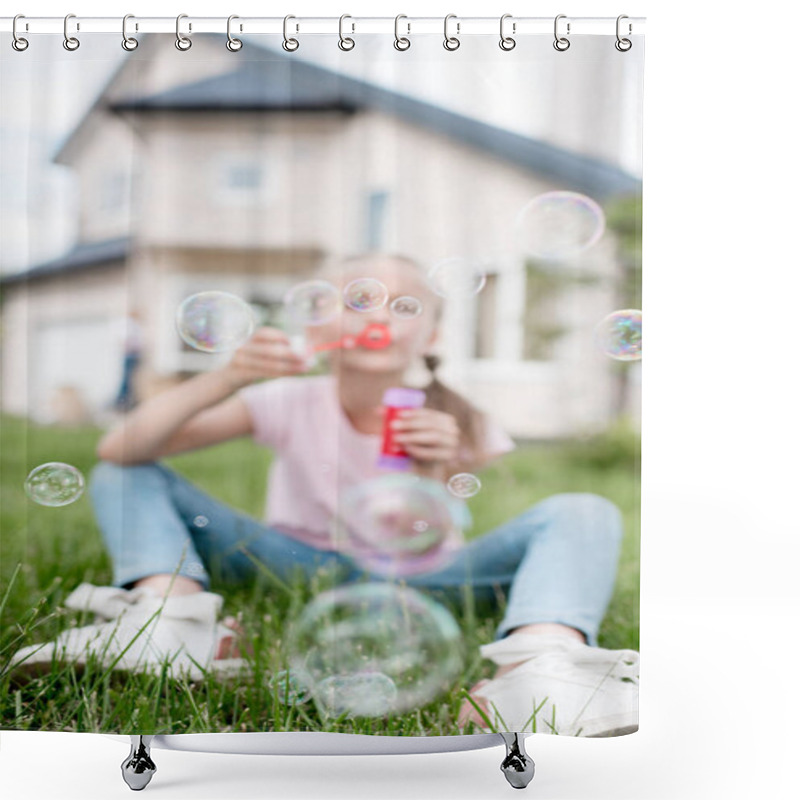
[320,251,490,471]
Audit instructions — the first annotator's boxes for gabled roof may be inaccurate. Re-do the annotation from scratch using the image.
[21,36,641,287]
[107,38,640,199]
[0,237,129,286]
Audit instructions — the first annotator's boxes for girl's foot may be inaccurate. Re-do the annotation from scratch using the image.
[216,615,252,660]
[458,633,639,737]
[8,583,251,683]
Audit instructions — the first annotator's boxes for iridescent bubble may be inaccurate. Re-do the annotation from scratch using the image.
[283,280,341,326]
[176,291,255,353]
[270,669,312,706]
[331,474,466,577]
[185,562,206,578]
[343,278,389,312]
[515,191,606,261]
[428,257,487,298]
[25,463,85,507]
[594,309,642,361]
[390,295,423,319]
[447,473,482,499]
[193,515,209,528]
[315,672,398,718]
[287,582,463,717]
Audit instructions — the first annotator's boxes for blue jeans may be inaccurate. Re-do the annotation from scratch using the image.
[89,462,624,647]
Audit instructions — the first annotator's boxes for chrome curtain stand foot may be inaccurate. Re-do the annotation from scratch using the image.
[121,735,156,791]
[499,732,535,789]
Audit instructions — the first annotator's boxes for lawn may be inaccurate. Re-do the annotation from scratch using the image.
[0,413,639,736]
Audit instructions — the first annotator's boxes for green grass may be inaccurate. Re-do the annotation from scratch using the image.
[0,413,639,735]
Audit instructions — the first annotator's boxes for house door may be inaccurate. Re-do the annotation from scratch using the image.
[34,318,120,423]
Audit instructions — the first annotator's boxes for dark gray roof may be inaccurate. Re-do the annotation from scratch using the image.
[110,38,641,199]
[0,237,128,286]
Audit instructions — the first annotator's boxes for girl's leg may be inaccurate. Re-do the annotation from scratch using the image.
[399,492,624,647]
[89,461,353,592]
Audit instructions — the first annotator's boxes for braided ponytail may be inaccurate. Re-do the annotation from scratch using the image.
[422,354,488,471]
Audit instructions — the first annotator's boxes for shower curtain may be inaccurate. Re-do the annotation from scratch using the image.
[0,19,644,742]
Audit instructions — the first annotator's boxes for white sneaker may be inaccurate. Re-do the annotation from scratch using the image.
[8,583,250,682]
[465,634,639,737]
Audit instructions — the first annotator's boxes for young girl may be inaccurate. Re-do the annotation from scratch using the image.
[11,252,638,737]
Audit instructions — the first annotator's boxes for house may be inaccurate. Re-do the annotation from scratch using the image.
[0,34,641,437]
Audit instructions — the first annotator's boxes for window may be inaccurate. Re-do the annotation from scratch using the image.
[98,171,126,212]
[227,164,263,191]
[214,153,275,207]
[365,190,390,249]
[473,273,499,359]
[521,262,570,361]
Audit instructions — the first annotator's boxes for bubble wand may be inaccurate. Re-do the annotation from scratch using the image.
[313,323,392,353]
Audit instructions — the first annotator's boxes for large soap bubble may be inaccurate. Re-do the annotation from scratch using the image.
[447,473,482,499]
[390,295,423,319]
[176,291,255,353]
[343,278,389,312]
[288,582,464,718]
[428,257,487,298]
[515,191,605,261]
[332,474,466,577]
[594,309,642,361]
[25,463,85,507]
[283,280,341,326]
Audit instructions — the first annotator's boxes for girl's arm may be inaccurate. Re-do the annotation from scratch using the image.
[97,327,306,465]
[96,371,253,465]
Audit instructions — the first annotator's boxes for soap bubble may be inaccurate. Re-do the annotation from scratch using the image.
[25,463,85,507]
[594,309,642,361]
[288,582,463,717]
[270,669,312,706]
[428,257,487,297]
[447,473,482,499]
[283,280,341,326]
[390,295,423,319]
[343,278,389,312]
[515,191,605,261]
[176,291,255,353]
[332,474,466,577]
[315,672,398,718]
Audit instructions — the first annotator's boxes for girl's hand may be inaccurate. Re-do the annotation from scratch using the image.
[391,408,461,472]
[220,327,308,390]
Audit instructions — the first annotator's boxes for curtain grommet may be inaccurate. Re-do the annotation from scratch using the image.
[553,14,571,51]
[499,14,516,51]
[175,14,192,51]
[394,14,411,51]
[226,15,243,52]
[12,14,29,51]
[282,15,299,52]
[63,13,80,51]
[122,14,139,51]
[443,14,460,51]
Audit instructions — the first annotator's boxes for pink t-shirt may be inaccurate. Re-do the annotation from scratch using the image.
[237,374,515,550]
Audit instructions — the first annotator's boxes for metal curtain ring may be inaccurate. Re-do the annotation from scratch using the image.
[615,14,632,51]
[283,15,299,51]
[12,14,29,51]
[175,14,192,51]
[122,14,139,51]
[443,14,460,51]
[227,15,243,51]
[63,13,80,51]
[499,13,516,51]
[338,14,355,51]
[553,14,570,51]
[394,14,410,51]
